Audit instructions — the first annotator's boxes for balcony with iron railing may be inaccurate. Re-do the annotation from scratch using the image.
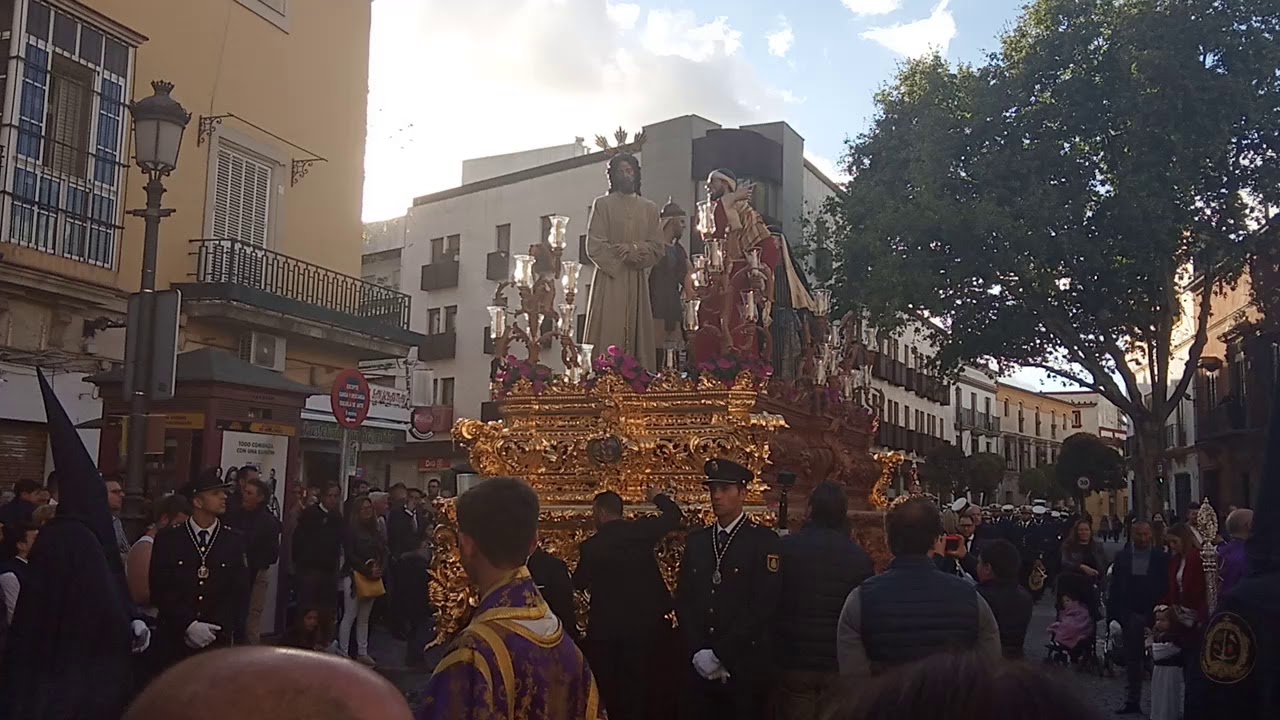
[179,238,424,350]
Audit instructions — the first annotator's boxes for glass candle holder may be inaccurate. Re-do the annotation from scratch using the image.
[548,215,570,249]
[691,269,706,289]
[746,247,762,270]
[705,240,724,272]
[663,347,679,372]
[561,260,582,295]
[814,289,832,317]
[740,290,757,321]
[840,374,854,400]
[512,254,535,289]
[578,343,595,371]
[487,306,507,339]
[682,299,701,332]
[691,253,708,270]
[557,303,575,336]
[696,200,715,236]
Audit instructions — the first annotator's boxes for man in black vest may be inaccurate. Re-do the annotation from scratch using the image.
[151,469,250,671]
[676,459,781,720]
[837,497,1001,679]
[574,486,682,720]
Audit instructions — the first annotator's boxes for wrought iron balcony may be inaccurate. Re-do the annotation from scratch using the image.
[180,238,420,346]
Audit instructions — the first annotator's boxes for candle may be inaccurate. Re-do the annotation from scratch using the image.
[487,306,507,339]
[557,303,575,336]
[548,215,570,249]
[691,253,708,270]
[663,347,678,372]
[561,260,582,295]
[682,299,701,332]
[578,343,595,371]
[513,254,535,288]
[705,240,724,272]
[840,374,854,399]
[747,247,762,270]
[697,200,714,236]
[691,269,706,289]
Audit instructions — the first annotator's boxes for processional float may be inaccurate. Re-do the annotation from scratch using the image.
[429,174,899,642]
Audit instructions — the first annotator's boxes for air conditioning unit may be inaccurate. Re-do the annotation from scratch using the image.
[239,331,286,372]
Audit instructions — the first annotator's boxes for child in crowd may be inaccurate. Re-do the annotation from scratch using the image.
[1149,605,1185,720]
[1047,591,1093,654]
[280,607,329,652]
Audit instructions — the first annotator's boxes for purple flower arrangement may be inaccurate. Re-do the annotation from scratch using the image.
[694,350,774,387]
[591,345,656,393]
[494,355,554,395]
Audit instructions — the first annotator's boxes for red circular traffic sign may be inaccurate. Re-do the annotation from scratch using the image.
[331,369,371,429]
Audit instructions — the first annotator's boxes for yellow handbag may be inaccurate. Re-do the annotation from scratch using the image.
[353,569,386,599]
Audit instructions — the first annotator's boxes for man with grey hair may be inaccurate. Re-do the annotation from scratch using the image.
[1219,508,1254,596]
[368,491,390,542]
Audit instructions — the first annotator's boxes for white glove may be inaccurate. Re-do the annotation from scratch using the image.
[692,648,726,680]
[184,621,222,649]
[131,620,151,654]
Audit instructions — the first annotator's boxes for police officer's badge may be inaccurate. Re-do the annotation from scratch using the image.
[1201,612,1256,684]
[766,554,779,573]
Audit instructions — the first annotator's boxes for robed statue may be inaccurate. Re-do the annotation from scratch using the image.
[582,153,666,370]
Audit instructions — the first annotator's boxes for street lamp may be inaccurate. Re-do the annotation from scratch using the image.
[123,80,190,524]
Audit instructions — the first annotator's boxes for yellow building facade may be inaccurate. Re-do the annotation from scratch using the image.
[0,0,420,486]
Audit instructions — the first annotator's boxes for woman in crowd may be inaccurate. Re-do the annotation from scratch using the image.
[338,496,387,667]
[1058,519,1106,616]
[1162,523,1207,624]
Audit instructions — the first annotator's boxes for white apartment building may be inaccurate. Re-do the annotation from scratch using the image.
[954,366,1002,458]
[367,115,841,465]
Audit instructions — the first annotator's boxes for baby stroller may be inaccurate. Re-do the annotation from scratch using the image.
[1045,574,1109,675]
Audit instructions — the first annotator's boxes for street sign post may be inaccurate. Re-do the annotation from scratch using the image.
[331,369,371,499]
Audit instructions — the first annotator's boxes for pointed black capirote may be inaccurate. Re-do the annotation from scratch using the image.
[1246,366,1280,576]
[36,367,120,573]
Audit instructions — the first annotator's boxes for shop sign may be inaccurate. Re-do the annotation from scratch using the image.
[216,419,296,437]
[301,420,403,446]
[163,412,205,430]
[370,385,410,409]
[417,457,452,471]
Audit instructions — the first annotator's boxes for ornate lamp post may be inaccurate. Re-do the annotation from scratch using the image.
[124,81,190,520]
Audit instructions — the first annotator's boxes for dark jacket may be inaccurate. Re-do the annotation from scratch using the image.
[775,525,873,672]
[528,548,580,640]
[386,505,421,559]
[977,578,1034,658]
[241,507,282,574]
[573,493,682,635]
[0,499,36,533]
[343,523,388,578]
[1106,545,1169,622]
[675,519,782,679]
[150,522,250,668]
[291,504,343,577]
[857,556,980,668]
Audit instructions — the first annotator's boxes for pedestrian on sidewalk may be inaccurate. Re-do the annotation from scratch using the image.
[240,478,282,644]
[1106,520,1169,715]
[338,496,387,667]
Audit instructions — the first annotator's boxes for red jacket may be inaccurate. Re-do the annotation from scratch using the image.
[1163,547,1208,624]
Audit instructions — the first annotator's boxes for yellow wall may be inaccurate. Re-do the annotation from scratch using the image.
[86,0,372,291]
[995,382,1080,442]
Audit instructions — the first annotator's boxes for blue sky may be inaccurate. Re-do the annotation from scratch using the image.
[363,0,1065,389]
[364,0,1031,221]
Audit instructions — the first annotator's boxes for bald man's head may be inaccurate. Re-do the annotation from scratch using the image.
[126,647,412,720]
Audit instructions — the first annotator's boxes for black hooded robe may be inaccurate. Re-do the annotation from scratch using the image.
[0,517,134,720]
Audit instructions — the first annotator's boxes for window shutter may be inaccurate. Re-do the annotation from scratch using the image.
[212,145,272,247]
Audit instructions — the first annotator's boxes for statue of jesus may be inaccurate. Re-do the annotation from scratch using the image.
[582,153,666,370]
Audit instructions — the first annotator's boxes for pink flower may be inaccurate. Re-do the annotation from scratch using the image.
[607,345,621,357]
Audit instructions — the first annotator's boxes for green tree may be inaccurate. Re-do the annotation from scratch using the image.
[1020,466,1068,503]
[1055,432,1126,498]
[826,0,1280,517]
[919,443,969,498]
[966,452,1007,504]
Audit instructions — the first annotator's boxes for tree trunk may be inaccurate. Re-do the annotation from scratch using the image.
[1133,420,1166,520]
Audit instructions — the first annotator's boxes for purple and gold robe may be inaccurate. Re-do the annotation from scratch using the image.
[418,567,604,720]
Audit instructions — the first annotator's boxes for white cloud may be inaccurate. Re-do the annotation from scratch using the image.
[805,152,852,185]
[841,0,902,15]
[641,9,742,61]
[862,0,957,59]
[363,0,780,221]
[769,88,806,105]
[605,2,640,30]
[766,16,794,58]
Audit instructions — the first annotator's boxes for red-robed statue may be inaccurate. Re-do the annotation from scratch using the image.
[690,168,813,367]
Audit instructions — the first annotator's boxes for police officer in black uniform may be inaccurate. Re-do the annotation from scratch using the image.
[150,468,250,671]
[1200,376,1280,718]
[676,459,781,720]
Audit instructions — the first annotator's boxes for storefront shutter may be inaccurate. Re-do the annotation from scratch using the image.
[0,420,49,485]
